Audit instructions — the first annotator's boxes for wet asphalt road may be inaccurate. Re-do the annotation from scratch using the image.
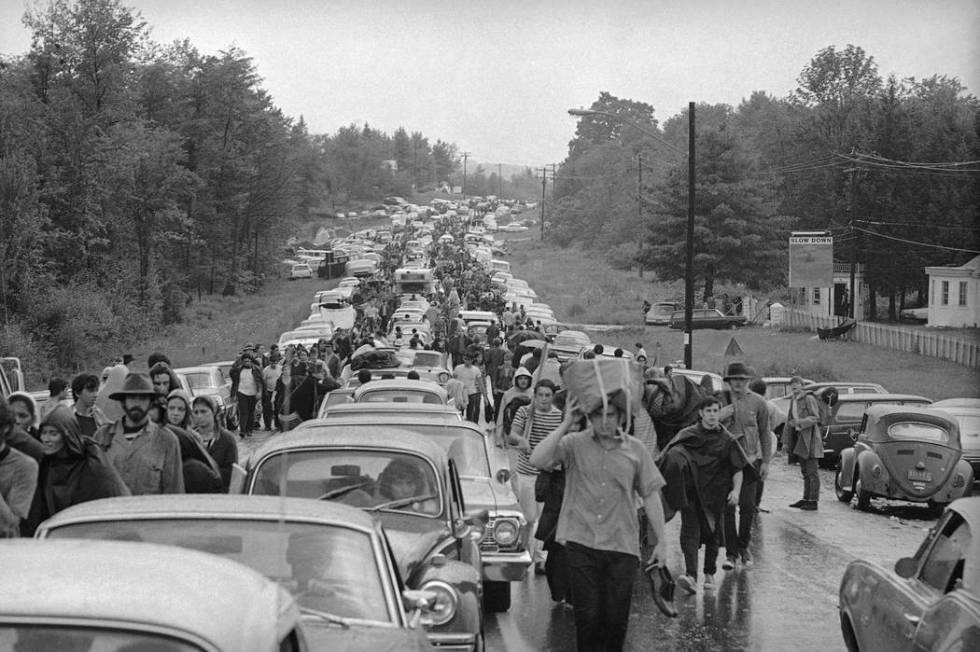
[484,455,937,652]
[238,432,937,651]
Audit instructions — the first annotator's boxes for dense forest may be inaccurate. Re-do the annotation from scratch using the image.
[553,46,980,316]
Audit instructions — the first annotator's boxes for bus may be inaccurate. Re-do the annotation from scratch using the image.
[393,267,437,297]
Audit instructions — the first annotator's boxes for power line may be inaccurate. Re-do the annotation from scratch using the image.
[852,226,980,254]
[855,219,978,231]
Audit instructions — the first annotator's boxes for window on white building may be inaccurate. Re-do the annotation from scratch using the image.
[813,288,821,304]
[941,281,949,305]
[959,281,968,306]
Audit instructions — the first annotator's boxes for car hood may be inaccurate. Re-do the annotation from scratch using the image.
[461,476,518,513]
[382,517,450,578]
[303,621,430,651]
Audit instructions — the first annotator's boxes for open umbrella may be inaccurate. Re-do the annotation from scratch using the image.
[508,330,545,347]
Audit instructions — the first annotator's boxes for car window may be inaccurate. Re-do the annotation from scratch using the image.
[919,513,971,593]
[183,372,216,390]
[47,519,393,623]
[835,402,872,421]
[956,415,980,451]
[252,451,443,517]
[887,421,950,443]
[412,352,443,367]
[0,626,202,651]
[359,390,443,404]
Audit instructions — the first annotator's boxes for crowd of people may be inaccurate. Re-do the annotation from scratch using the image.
[0,208,830,652]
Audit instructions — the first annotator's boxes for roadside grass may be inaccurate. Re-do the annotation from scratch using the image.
[503,237,979,401]
[134,277,330,371]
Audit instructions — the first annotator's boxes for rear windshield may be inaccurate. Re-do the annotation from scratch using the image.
[0,627,201,651]
[183,373,217,390]
[887,421,950,442]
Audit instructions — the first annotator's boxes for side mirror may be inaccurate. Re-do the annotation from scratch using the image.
[895,557,918,579]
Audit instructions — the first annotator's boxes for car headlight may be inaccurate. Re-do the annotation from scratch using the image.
[419,580,458,627]
[493,518,519,547]
[438,372,450,384]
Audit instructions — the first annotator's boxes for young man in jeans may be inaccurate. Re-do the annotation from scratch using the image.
[531,392,667,652]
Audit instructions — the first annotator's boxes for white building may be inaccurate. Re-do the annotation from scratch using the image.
[925,255,980,328]
[797,262,869,320]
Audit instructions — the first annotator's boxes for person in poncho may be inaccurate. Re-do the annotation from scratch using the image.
[657,395,752,595]
[24,406,129,534]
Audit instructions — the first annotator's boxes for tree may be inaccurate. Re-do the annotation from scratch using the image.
[643,104,794,300]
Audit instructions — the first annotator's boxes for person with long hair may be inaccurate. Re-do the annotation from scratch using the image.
[191,395,239,492]
[165,390,223,494]
[24,406,129,534]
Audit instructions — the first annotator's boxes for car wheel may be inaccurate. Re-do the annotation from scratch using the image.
[834,467,854,503]
[854,476,872,512]
[482,581,511,612]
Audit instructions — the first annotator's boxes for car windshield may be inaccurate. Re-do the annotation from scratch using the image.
[886,421,950,442]
[358,389,443,404]
[183,372,217,390]
[955,415,980,451]
[45,519,392,624]
[412,351,443,367]
[555,333,588,347]
[252,451,443,517]
[0,626,202,651]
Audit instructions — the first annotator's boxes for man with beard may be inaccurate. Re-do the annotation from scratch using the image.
[658,396,750,594]
[94,373,184,495]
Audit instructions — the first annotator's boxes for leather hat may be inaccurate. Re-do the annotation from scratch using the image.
[109,373,158,400]
[723,362,753,381]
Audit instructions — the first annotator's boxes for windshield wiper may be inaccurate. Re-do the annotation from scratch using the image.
[300,607,351,629]
[317,481,371,501]
[368,493,438,512]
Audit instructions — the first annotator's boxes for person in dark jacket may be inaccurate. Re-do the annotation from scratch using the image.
[190,395,239,492]
[658,395,751,594]
[230,350,263,438]
[24,406,129,534]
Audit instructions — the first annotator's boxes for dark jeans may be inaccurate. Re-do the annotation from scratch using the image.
[261,389,274,431]
[566,542,637,652]
[801,457,820,501]
[544,542,571,603]
[679,505,720,578]
[237,392,257,435]
[724,460,760,556]
[465,392,481,423]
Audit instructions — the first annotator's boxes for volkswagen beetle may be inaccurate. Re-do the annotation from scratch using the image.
[835,405,974,512]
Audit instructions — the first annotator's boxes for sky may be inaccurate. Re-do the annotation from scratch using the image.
[2,0,978,167]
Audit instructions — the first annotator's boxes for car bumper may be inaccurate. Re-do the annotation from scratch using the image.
[427,631,479,651]
[481,551,532,582]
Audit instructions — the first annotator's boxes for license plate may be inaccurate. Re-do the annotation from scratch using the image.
[907,470,932,482]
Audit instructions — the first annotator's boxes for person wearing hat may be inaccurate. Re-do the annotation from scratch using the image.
[717,362,772,570]
[93,373,184,495]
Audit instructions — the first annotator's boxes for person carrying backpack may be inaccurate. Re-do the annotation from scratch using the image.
[784,376,824,511]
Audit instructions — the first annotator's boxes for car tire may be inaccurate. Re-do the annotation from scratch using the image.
[834,467,854,503]
[482,581,511,612]
[854,476,872,512]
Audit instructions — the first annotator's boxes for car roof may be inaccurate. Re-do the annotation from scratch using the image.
[323,402,460,418]
[833,392,931,403]
[932,398,980,409]
[354,379,447,398]
[0,539,296,650]
[38,494,378,533]
[251,422,449,463]
[863,404,960,440]
[321,413,480,434]
[173,366,219,375]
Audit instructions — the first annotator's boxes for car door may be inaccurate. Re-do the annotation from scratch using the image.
[865,511,969,652]
[910,512,974,651]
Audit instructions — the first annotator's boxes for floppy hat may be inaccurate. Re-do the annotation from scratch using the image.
[723,362,753,381]
[109,373,158,401]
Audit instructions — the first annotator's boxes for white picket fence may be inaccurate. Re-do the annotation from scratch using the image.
[778,308,980,369]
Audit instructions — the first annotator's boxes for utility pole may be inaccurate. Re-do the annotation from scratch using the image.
[684,102,696,370]
[540,166,548,241]
[637,152,643,278]
[497,163,503,196]
[461,152,471,199]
